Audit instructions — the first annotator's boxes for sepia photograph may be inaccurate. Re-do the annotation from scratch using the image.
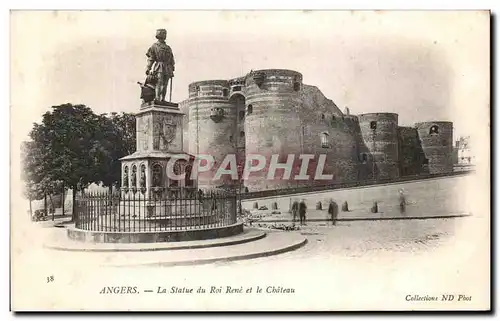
[10,10,490,311]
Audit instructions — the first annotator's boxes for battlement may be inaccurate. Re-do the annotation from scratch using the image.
[188,80,230,98]
[358,112,399,122]
[415,121,453,129]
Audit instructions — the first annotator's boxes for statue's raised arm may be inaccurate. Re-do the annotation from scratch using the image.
[143,29,175,103]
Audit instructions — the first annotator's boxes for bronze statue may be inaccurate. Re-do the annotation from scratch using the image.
[145,29,175,102]
[138,75,156,104]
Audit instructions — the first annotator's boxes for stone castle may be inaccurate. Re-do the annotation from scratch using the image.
[179,69,454,192]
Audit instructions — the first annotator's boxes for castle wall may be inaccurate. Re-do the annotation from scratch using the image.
[180,69,454,192]
[300,85,344,116]
[179,101,190,153]
[185,80,237,188]
[243,69,304,191]
[298,103,360,186]
[358,113,400,179]
[227,89,246,167]
[415,121,454,174]
[398,126,428,176]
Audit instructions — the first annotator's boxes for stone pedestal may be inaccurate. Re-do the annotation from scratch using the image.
[120,102,197,199]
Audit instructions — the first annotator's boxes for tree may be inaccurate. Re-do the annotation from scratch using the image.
[21,141,45,217]
[26,104,105,221]
[94,112,136,194]
[22,139,68,218]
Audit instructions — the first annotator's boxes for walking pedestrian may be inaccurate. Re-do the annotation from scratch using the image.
[291,200,299,223]
[328,199,339,225]
[299,199,307,225]
[398,188,406,214]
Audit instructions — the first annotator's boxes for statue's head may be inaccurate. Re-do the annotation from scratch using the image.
[156,29,167,40]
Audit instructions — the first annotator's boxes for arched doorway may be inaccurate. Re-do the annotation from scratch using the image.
[229,93,246,122]
[229,93,246,150]
[229,93,246,190]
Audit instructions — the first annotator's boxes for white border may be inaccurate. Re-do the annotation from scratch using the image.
[2,0,497,319]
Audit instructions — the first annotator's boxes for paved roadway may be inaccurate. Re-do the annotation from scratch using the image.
[217,217,468,266]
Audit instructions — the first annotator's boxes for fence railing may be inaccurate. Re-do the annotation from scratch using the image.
[75,190,238,232]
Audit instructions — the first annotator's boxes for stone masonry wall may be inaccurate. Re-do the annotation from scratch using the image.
[244,69,304,191]
[398,126,428,176]
[358,113,400,179]
[415,121,454,174]
[185,80,237,188]
[180,69,454,191]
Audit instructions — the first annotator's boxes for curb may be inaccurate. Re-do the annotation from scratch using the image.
[44,229,267,252]
[248,213,471,224]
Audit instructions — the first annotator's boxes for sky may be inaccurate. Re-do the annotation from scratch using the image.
[11,11,489,145]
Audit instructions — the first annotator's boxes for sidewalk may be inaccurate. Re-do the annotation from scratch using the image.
[41,228,307,267]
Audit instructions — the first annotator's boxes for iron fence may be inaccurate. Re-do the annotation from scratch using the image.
[75,189,238,232]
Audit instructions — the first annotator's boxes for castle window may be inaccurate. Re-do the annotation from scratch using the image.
[239,110,245,121]
[240,131,245,138]
[293,82,301,91]
[332,115,336,121]
[321,114,325,120]
[370,121,377,130]
[233,86,242,92]
[222,88,229,97]
[429,125,439,135]
[247,104,253,115]
[360,153,368,163]
[229,135,233,142]
[321,132,329,148]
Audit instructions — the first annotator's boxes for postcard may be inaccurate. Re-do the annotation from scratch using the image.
[10,10,490,311]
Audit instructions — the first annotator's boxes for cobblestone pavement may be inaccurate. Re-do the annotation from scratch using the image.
[208,216,471,267]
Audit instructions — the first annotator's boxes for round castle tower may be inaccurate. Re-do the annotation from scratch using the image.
[186,80,237,188]
[415,121,454,174]
[358,113,400,179]
[244,69,304,191]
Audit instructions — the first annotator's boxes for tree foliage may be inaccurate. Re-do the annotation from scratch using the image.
[21,140,44,201]
[94,112,136,191]
[21,104,137,219]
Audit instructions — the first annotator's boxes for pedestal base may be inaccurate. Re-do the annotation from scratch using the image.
[140,100,179,109]
[67,222,244,243]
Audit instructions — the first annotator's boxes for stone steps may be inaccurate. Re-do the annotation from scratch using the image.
[42,229,307,267]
